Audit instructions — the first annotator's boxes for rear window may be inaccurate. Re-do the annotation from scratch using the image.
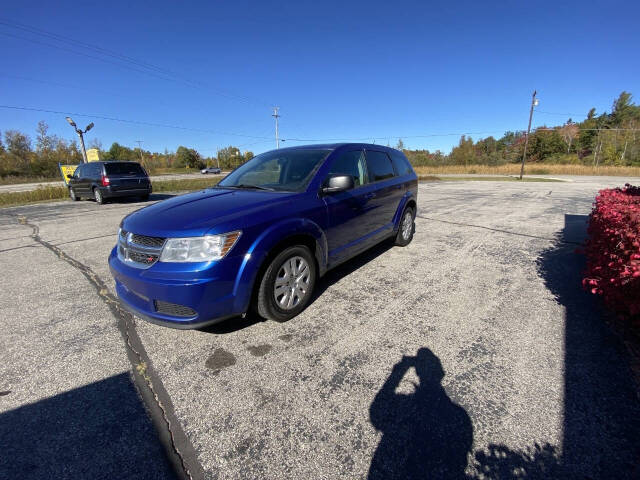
[390,150,414,176]
[104,163,146,175]
[365,151,395,182]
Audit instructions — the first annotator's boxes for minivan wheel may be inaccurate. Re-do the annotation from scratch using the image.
[69,187,79,201]
[395,206,415,246]
[256,245,316,322]
[94,188,105,205]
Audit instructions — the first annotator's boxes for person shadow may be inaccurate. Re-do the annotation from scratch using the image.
[368,347,473,480]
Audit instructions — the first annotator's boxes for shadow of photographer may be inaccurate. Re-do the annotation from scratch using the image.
[368,347,473,479]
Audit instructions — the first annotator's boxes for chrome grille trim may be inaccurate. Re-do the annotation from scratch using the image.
[117,231,165,269]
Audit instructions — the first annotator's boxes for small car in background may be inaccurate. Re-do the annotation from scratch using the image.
[201,167,222,174]
[67,161,152,204]
[110,143,418,329]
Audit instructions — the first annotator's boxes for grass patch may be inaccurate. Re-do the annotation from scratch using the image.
[0,178,221,208]
[0,185,69,207]
[153,178,219,192]
[414,164,640,177]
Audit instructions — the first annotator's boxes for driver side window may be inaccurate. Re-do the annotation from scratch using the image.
[327,150,367,188]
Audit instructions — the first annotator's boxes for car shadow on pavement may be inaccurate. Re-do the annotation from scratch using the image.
[104,193,175,204]
[0,372,177,480]
[536,214,640,478]
[200,239,395,335]
[311,239,395,303]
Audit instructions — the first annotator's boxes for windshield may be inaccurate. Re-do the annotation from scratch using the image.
[104,163,146,175]
[218,149,330,192]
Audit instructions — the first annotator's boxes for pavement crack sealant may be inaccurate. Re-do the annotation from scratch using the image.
[12,213,203,480]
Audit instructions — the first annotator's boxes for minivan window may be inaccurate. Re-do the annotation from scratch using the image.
[365,151,395,182]
[105,162,145,175]
[327,150,367,187]
[390,151,413,176]
[218,149,330,192]
[89,163,102,177]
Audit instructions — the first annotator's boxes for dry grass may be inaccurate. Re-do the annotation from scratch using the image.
[414,164,640,177]
[0,185,68,207]
[152,178,219,192]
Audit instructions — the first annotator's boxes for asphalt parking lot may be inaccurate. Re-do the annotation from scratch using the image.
[2,177,640,479]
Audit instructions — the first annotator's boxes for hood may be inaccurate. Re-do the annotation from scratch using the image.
[122,188,294,237]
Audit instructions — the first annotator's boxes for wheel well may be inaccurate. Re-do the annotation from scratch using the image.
[405,199,417,212]
[248,234,319,311]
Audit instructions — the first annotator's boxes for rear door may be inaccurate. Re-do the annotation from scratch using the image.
[363,149,403,233]
[105,162,149,192]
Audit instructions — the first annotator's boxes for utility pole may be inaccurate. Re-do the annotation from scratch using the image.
[135,140,145,166]
[272,106,280,149]
[65,117,94,163]
[519,90,538,180]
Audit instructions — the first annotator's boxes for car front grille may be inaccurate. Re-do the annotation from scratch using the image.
[154,300,196,318]
[118,229,165,268]
[130,234,165,248]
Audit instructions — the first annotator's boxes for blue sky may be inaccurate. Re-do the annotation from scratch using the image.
[1,0,638,156]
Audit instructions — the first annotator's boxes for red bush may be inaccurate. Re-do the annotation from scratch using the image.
[583,184,640,326]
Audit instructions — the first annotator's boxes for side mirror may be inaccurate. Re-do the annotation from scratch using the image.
[322,175,354,194]
[66,174,73,180]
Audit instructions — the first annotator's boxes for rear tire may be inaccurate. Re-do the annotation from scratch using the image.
[140,194,150,201]
[69,187,79,201]
[395,206,415,246]
[255,245,316,322]
[94,187,105,205]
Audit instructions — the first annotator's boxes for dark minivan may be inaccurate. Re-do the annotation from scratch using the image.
[67,161,152,204]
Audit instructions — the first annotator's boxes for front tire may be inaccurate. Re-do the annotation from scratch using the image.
[255,245,316,322]
[94,187,105,205]
[395,206,415,246]
[69,187,79,201]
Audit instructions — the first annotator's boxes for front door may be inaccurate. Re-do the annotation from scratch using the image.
[322,149,377,263]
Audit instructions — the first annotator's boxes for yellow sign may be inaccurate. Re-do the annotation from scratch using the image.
[86,148,100,162]
[59,164,79,186]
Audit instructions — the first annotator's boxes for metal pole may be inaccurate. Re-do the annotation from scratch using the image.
[272,106,280,149]
[136,140,144,165]
[77,131,88,163]
[519,90,537,180]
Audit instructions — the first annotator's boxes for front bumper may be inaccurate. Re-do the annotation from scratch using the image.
[109,247,244,329]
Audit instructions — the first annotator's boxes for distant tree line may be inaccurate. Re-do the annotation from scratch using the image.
[2,91,638,179]
[0,122,255,178]
[399,91,640,167]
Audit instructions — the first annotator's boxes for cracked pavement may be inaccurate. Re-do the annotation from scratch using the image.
[1,177,640,479]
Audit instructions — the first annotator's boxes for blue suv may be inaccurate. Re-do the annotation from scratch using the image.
[109,144,418,328]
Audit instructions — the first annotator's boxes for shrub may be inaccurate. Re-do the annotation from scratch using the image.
[583,184,640,324]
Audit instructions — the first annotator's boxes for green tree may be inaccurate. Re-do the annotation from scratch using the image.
[176,146,203,168]
[396,138,405,150]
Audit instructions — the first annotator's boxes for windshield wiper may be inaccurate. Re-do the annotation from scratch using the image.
[229,184,274,191]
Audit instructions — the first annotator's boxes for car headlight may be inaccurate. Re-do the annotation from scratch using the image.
[159,231,241,263]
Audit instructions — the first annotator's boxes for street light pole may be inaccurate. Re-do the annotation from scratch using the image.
[272,106,280,149]
[65,117,94,163]
[519,91,538,180]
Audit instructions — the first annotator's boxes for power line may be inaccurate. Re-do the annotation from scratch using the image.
[280,131,507,143]
[536,110,589,118]
[0,104,273,140]
[0,18,274,108]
